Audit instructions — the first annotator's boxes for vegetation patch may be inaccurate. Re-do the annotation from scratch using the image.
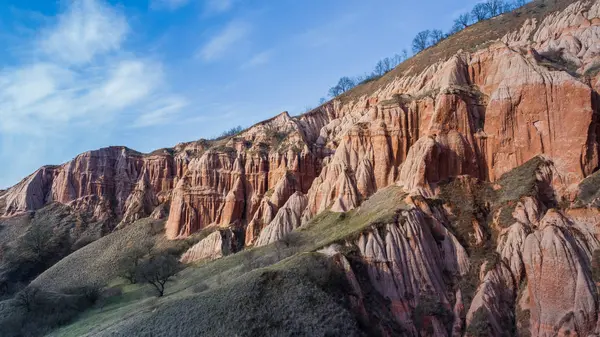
[0,285,101,337]
[213,126,244,141]
[466,307,492,337]
[537,49,579,76]
[0,203,105,297]
[412,295,454,335]
[573,170,600,207]
[29,218,179,293]
[584,63,600,78]
[592,249,600,285]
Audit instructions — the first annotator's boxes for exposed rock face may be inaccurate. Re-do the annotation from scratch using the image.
[164,112,319,239]
[255,192,308,246]
[329,196,469,336]
[0,147,178,228]
[4,0,600,235]
[179,229,237,264]
[3,1,600,336]
[523,210,599,337]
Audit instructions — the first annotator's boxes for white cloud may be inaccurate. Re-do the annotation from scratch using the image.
[134,97,188,128]
[0,0,186,136]
[40,0,128,65]
[241,50,272,69]
[150,0,191,11]
[197,21,250,61]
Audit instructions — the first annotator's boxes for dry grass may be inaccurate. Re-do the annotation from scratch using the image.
[31,218,172,292]
[50,254,364,337]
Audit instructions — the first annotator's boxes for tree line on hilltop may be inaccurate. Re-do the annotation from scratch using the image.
[323,0,530,101]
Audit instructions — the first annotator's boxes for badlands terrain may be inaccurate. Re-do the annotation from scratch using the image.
[1,0,600,336]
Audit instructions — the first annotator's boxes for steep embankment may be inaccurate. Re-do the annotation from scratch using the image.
[1,0,600,336]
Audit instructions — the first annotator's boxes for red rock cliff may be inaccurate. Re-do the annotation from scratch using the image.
[2,1,600,335]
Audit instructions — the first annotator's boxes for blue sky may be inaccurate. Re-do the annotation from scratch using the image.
[0,0,481,188]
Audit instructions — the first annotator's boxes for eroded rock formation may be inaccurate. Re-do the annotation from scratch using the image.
[2,1,600,335]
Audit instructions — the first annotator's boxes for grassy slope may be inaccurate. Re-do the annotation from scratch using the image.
[83,254,362,337]
[48,186,407,337]
[31,218,171,291]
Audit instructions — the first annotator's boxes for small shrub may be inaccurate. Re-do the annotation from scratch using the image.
[192,282,209,293]
[584,63,600,77]
[212,146,237,154]
[214,126,243,140]
[3,286,102,336]
[538,49,579,75]
[516,306,531,337]
[264,127,289,148]
[466,307,492,337]
[592,249,600,283]
[483,252,501,274]
[412,295,454,334]
[280,232,301,248]
[13,286,43,313]
[240,249,255,272]
[62,285,102,305]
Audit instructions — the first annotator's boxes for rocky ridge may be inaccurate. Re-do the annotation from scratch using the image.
[2,0,600,336]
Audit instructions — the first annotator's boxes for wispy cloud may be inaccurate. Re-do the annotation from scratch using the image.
[150,0,191,11]
[197,21,251,62]
[0,0,186,137]
[39,0,128,64]
[134,97,188,128]
[241,49,272,69]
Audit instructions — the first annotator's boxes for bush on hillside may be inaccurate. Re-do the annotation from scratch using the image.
[592,249,600,284]
[466,308,492,337]
[0,285,101,337]
[214,126,243,140]
[0,223,70,296]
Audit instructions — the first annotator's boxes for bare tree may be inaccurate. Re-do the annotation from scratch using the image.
[430,29,445,45]
[20,225,54,263]
[319,97,327,105]
[136,253,181,297]
[412,30,431,54]
[484,0,506,17]
[471,3,490,22]
[328,76,356,97]
[217,126,243,139]
[453,13,471,32]
[374,57,393,76]
[120,245,151,284]
[401,49,409,61]
[391,53,404,66]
